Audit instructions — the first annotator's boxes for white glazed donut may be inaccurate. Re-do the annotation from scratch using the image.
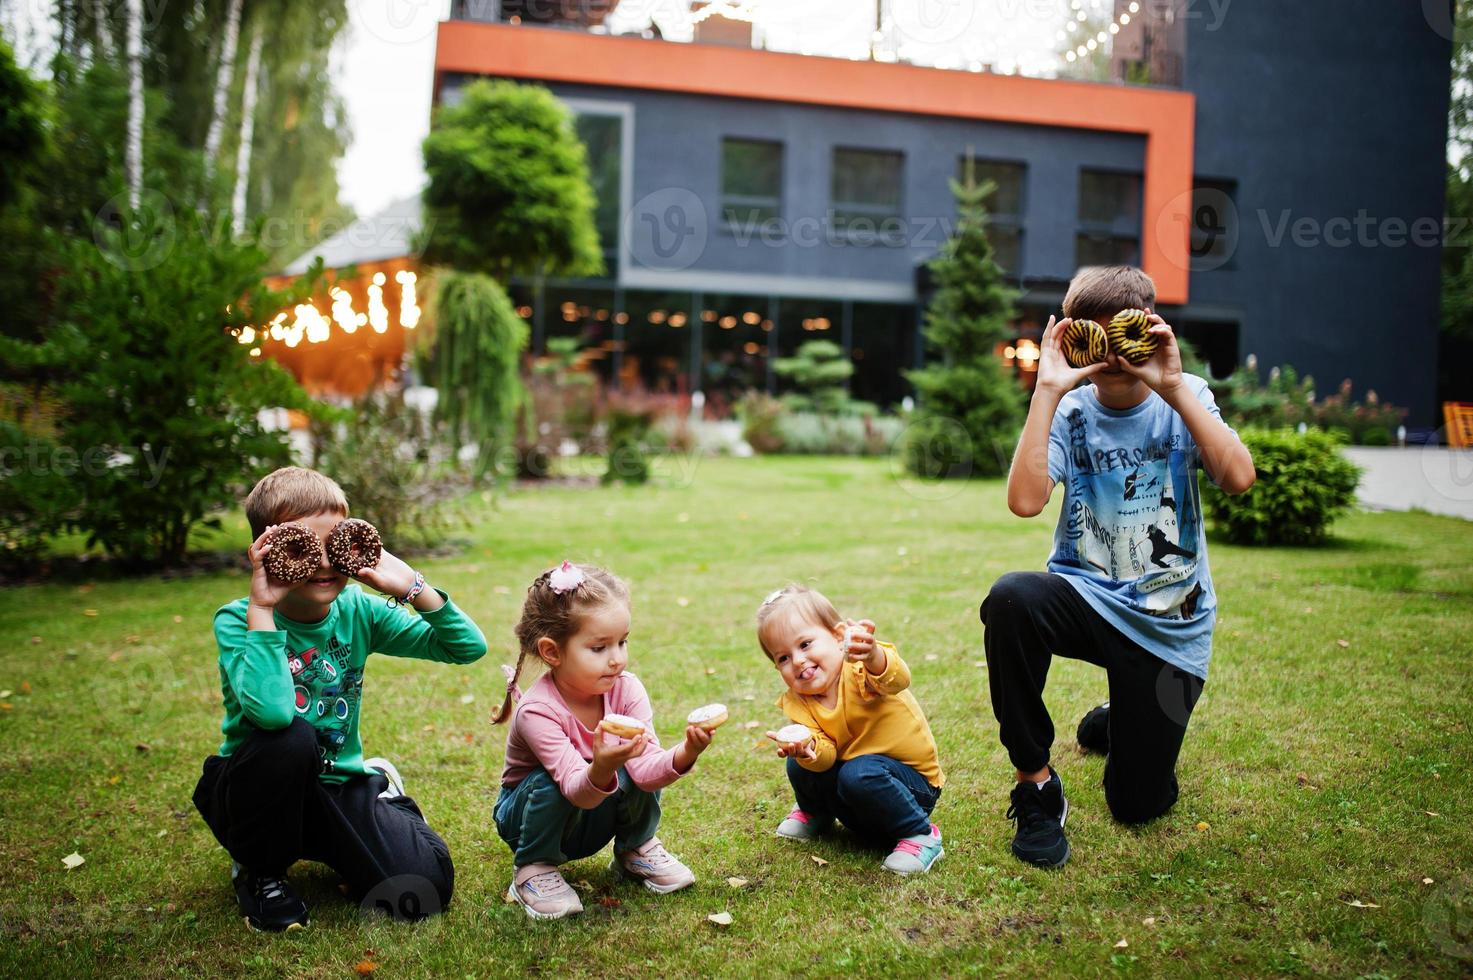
[598,713,645,740]
[686,703,728,731]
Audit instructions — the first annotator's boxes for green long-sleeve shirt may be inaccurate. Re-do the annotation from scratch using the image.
[212,584,488,782]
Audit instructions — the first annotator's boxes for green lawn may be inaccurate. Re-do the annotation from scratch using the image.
[2,456,1471,977]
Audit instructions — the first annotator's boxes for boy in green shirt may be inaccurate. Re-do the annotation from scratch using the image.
[192,467,488,931]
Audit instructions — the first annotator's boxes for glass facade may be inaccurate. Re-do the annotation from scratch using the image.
[1076,169,1143,268]
[831,147,904,242]
[721,138,783,230]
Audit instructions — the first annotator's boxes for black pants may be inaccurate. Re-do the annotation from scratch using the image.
[980,571,1205,824]
[193,717,454,916]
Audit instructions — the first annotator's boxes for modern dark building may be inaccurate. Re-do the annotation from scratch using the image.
[298,2,1452,421]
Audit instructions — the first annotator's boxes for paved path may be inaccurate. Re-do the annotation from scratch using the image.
[1342,447,1473,521]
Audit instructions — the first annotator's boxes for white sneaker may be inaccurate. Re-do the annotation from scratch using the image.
[882,823,945,876]
[611,838,696,894]
[365,757,405,799]
[506,864,583,920]
[774,807,830,840]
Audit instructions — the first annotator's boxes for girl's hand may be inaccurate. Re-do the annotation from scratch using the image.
[1118,311,1186,399]
[589,729,647,787]
[841,618,878,662]
[247,526,296,610]
[1036,315,1108,397]
[674,723,713,772]
[765,731,818,762]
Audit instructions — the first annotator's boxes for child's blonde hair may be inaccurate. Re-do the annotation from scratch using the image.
[1062,265,1157,323]
[244,466,349,538]
[493,563,631,723]
[756,584,842,660]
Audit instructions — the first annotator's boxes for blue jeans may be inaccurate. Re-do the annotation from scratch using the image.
[786,754,940,842]
[493,768,661,868]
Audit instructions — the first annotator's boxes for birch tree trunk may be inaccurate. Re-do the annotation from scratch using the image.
[202,0,244,178]
[230,20,264,237]
[91,0,115,60]
[124,0,143,209]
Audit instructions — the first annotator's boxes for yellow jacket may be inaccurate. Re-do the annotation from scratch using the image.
[776,643,944,788]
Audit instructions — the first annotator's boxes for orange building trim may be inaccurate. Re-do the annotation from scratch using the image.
[434,20,1194,304]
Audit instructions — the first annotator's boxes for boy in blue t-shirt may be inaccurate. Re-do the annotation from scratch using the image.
[981,266,1255,869]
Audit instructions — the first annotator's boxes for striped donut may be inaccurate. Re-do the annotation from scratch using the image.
[1060,318,1108,369]
[1106,309,1158,365]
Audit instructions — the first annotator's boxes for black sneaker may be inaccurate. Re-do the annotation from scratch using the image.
[1006,771,1071,868]
[1076,701,1110,755]
[232,862,309,932]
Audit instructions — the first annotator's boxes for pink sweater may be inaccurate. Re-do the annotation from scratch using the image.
[500,672,687,809]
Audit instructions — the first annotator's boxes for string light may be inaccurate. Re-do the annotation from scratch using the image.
[397,270,420,329]
[688,0,760,25]
[367,272,389,334]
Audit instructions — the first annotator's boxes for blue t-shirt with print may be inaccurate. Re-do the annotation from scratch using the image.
[1045,374,1229,679]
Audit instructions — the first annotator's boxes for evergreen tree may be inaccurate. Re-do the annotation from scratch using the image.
[903,162,1026,478]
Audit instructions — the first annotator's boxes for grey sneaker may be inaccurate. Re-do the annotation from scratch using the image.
[774,807,831,840]
[506,864,583,920]
[365,757,405,799]
[612,838,696,894]
[882,823,944,876]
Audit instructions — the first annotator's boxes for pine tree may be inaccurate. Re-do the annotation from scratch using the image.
[903,161,1026,478]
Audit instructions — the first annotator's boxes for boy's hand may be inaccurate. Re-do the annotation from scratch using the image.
[1036,315,1108,397]
[674,723,714,772]
[841,619,884,672]
[589,729,647,788]
[1118,311,1186,399]
[248,526,297,610]
[353,547,416,599]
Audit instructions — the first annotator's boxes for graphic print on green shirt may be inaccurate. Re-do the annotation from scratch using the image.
[285,637,364,774]
[212,584,488,784]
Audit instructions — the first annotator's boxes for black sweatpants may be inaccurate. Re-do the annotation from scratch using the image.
[980,571,1205,824]
[193,717,454,916]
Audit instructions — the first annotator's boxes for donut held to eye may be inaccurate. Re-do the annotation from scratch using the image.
[1106,308,1159,365]
[263,522,323,584]
[326,518,382,576]
[1060,318,1108,369]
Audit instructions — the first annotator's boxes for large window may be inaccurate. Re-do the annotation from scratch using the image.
[831,147,904,242]
[1075,169,1142,267]
[958,157,1026,275]
[721,138,783,230]
[574,111,623,274]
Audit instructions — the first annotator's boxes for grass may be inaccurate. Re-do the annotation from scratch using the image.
[2,456,1471,977]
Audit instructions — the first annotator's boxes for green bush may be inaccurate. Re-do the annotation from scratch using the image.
[1204,428,1361,546]
[735,390,785,453]
[312,390,467,551]
[418,270,529,481]
[1,209,319,566]
[773,340,874,417]
[774,412,902,456]
[603,397,655,485]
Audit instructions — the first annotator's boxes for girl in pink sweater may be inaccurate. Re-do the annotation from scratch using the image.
[491,562,715,920]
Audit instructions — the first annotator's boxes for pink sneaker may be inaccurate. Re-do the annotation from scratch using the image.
[611,838,695,894]
[774,807,830,840]
[506,864,583,920]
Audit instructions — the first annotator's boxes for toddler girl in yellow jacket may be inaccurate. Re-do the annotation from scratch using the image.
[757,584,944,875]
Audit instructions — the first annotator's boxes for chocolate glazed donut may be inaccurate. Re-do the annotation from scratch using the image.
[326,518,382,577]
[263,522,324,584]
[1060,318,1108,369]
[1106,308,1159,365]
